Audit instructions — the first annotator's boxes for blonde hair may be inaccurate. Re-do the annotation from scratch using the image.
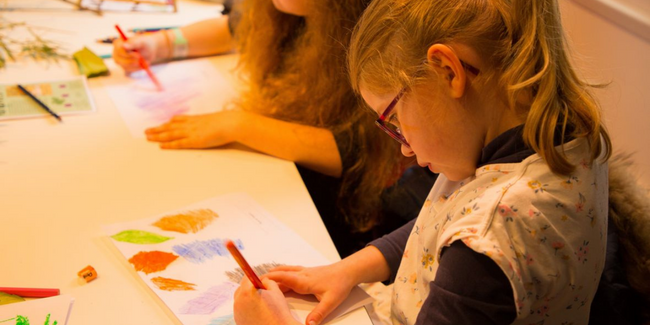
[349,0,611,175]
[233,0,404,231]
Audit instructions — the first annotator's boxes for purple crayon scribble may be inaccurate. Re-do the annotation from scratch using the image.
[208,315,236,325]
[173,238,243,264]
[179,282,238,315]
[133,78,202,122]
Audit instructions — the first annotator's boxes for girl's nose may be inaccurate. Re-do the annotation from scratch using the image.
[401,144,415,157]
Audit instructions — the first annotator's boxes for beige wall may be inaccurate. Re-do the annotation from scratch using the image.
[561,1,650,189]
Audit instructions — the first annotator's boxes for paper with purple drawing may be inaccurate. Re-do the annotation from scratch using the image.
[102,58,237,138]
[103,193,373,325]
[0,294,75,325]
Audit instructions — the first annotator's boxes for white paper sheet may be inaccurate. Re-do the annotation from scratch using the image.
[102,193,373,325]
[79,0,176,12]
[103,58,237,138]
[0,295,75,325]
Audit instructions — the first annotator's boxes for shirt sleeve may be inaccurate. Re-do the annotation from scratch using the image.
[367,219,415,284]
[414,241,517,325]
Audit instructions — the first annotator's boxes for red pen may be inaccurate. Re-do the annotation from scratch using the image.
[224,240,266,290]
[0,287,60,298]
[114,24,164,91]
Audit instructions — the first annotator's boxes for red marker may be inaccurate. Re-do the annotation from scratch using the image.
[115,24,164,91]
[0,287,60,298]
[224,240,266,290]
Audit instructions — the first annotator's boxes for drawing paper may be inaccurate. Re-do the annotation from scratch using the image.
[103,193,373,325]
[79,0,176,12]
[102,58,237,138]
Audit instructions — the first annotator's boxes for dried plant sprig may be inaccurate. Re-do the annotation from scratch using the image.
[20,28,68,61]
[0,20,69,69]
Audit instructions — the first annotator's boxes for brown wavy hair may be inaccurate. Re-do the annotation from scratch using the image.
[232,0,405,231]
[349,0,611,176]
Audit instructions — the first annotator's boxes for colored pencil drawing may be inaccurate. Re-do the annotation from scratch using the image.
[0,314,57,325]
[208,315,236,325]
[103,194,373,325]
[151,277,196,291]
[111,230,173,244]
[104,58,238,138]
[128,251,178,274]
[130,77,200,122]
[153,209,219,234]
[133,87,195,123]
[178,282,238,315]
[224,262,283,284]
[172,238,243,264]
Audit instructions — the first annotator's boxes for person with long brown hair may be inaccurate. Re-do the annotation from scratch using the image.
[113,0,435,257]
[232,0,613,324]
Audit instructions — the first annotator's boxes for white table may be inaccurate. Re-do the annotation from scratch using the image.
[0,1,373,324]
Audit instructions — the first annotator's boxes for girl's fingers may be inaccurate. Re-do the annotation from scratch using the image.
[145,121,175,135]
[269,265,304,272]
[264,271,314,294]
[161,138,191,149]
[306,294,344,325]
[261,277,281,291]
[170,115,189,122]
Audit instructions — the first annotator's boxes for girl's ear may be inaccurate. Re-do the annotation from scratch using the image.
[426,44,467,98]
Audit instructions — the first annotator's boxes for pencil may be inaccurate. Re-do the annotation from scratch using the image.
[114,24,164,91]
[96,36,118,44]
[130,26,178,33]
[0,287,60,298]
[16,84,62,122]
[224,240,266,290]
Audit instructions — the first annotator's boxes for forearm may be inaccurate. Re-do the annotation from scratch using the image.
[368,219,415,283]
[235,112,343,177]
[338,246,391,285]
[181,16,235,57]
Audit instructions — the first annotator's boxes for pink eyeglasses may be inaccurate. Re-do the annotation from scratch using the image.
[374,60,480,147]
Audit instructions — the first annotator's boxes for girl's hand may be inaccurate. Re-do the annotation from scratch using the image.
[233,277,301,325]
[266,264,358,325]
[144,110,244,149]
[113,32,168,73]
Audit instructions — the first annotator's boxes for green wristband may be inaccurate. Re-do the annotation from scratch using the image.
[171,28,188,58]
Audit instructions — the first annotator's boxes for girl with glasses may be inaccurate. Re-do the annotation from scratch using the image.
[233,0,612,324]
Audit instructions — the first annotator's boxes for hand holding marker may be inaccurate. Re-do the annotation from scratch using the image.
[114,24,164,91]
[225,239,266,289]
